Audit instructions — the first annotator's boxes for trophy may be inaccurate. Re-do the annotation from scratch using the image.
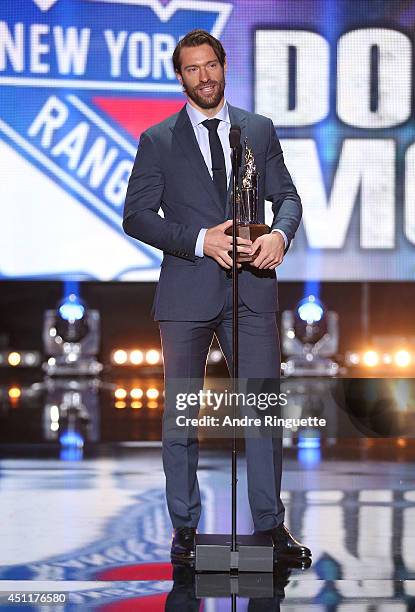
[225,139,269,263]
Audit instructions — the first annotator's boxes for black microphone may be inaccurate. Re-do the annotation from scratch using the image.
[229,124,241,149]
[229,124,242,169]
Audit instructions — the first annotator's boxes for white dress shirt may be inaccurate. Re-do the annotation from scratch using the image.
[185,100,287,257]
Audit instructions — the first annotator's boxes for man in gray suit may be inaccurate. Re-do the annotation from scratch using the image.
[123,29,311,563]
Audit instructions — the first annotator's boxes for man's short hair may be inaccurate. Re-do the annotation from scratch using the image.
[172,29,226,73]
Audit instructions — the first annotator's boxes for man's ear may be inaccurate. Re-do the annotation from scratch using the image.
[224,59,227,74]
[175,70,183,86]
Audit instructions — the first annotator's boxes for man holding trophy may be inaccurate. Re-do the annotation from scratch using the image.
[123,29,310,563]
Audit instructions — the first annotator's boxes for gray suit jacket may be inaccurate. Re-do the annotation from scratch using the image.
[123,104,302,321]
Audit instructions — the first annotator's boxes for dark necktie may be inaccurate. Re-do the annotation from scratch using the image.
[202,118,227,207]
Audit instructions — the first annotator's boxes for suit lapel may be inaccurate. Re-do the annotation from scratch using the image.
[171,106,223,212]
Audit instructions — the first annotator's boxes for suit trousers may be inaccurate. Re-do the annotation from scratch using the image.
[159,277,285,531]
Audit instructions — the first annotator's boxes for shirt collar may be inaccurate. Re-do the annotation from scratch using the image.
[186,100,230,127]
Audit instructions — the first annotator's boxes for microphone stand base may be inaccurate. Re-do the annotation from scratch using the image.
[195,533,273,573]
[195,571,274,598]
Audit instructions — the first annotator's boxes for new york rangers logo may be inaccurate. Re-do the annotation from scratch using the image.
[0,0,232,280]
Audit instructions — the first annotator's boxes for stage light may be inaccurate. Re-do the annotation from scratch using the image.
[395,349,411,368]
[8,352,21,366]
[363,350,379,367]
[281,296,338,376]
[298,447,321,466]
[114,387,127,400]
[208,349,223,363]
[3,350,41,368]
[24,352,38,366]
[58,296,85,321]
[44,293,102,375]
[297,295,324,324]
[130,387,143,399]
[348,352,360,365]
[8,387,21,400]
[60,430,84,448]
[50,422,59,432]
[115,401,127,409]
[113,349,128,365]
[131,401,142,409]
[146,387,159,399]
[130,350,144,365]
[147,400,158,409]
[50,405,59,422]
[55,294,89,344]
[146,349,161,365]
[298,435,320,449]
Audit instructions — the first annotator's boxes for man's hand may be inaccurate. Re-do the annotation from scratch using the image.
[203,220,252,269]
[250,232,285,269]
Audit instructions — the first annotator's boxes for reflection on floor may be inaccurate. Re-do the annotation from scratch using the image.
[1,445,415,610]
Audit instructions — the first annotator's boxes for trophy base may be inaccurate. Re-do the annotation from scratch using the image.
[225,223,270,263]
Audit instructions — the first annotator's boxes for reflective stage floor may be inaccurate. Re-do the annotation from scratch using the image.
[1,443,415,610]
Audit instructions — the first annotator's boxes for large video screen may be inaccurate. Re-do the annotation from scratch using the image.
[1,0,414,280]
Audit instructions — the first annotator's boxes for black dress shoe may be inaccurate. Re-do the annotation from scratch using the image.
[170,527,196,563]
[257,524,312,559]
[274,555,312,571]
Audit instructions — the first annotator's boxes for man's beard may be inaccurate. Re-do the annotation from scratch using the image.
[183,77,226,109]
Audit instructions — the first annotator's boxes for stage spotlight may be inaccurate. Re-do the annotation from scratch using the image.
[295,296,327,345]
[208,349,223,364]
[130,350,144,365]
[146,349,161,365]
[50,405,59,422]
[395,349,411,368]
[298,435,320,449]
[130,387,143,399]
[25,352,38,366]
[113,349,128,365]
[56,294,88,344]
[8,387,21,400]
[0,350,41,368]
[60,430,84,448]
[8,352,21,366]
[363,350,379,367]
[110,346,163,368]
[146,387,159,399]
[43,294,102,375]
[281,295,339,376]
[114,387,127,400]
[58,297,85,322]
[297,295,324,324]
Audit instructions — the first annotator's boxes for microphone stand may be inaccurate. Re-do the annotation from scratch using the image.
[230,139,241,556]
[194,126,273,580]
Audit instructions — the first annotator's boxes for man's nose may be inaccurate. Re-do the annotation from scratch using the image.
[199,68,209,82]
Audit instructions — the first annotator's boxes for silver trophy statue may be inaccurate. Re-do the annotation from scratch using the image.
[226,138,270,263]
